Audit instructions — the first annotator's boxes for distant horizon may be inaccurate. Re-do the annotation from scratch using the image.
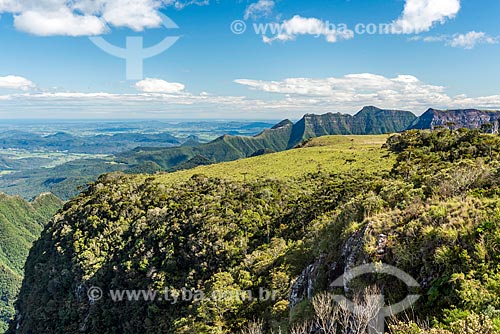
[0,105,499,122]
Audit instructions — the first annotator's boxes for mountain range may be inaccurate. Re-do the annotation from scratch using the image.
[1,106,499,200]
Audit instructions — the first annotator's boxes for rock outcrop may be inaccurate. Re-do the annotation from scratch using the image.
[409,108,500,133]
[289,223,375,307]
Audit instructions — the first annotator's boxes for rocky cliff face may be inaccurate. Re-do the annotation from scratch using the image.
[289,223,384,308]
[287,107,417,148]
[409,108,500,133]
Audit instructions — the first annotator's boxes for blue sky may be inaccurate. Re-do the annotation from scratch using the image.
[0,0,499,119]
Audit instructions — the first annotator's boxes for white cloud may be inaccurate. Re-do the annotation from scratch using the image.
[409,35,448,42]
[0,0,206,36]
[263,15,354,44]
[167,0,209,10]
[234,73,500,112]
[99,0,167,31]
[391,0,461,34]
[244,0,275,20]
[14,9,107,36]
[0,75,35,90]
[449,31,498,49]
[235,74,441,97]
[135,78,186,94]
[410,31,498,49]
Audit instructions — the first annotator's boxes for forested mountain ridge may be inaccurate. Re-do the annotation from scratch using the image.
[0,192,62,332]
[117,107,408,168]
[118,117,295,169]
[10,129,500,334]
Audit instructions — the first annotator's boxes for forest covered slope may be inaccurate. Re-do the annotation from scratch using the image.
[0,193,62,332]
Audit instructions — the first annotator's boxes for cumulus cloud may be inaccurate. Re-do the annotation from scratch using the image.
[262,15,354,44]
[449,31,498,49]
[135,78,186,93]
[14,8,107,36]
[244,0,275,20]
[235,74,449,102]
[0,0,206,36]
[234,73,500,111]
[0,75,36,90]
[391,0,461,34]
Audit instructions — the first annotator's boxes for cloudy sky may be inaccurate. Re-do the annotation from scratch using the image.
[0,0,499,119]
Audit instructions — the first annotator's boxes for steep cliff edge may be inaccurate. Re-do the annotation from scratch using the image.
[287,107,416,148]
[409,108,500,133]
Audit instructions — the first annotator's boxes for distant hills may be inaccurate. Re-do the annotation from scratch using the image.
[0,131,183,155]
[1,106,499,200]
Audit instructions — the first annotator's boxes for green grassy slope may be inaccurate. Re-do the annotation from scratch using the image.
[155,135,391,184]
[0,193,62,333]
